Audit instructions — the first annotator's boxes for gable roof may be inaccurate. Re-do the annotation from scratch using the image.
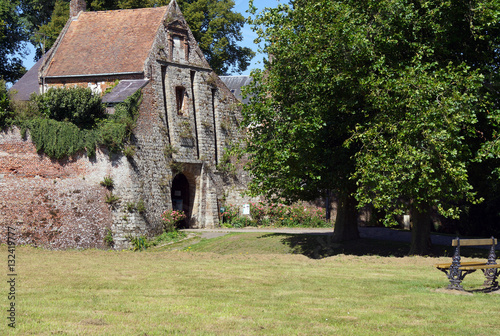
[44,6,168,77]
[9,54,47,101]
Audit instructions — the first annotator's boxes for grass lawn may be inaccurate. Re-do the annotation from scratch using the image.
[2,233,499,335]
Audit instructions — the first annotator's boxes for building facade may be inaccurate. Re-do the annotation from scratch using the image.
[3,0,252,248]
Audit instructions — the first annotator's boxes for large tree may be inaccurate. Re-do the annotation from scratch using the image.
[241,1,374,242]
[243,0,499,254]
[350,0,499,254]
[30,0,254,75]
[0,0,28,83]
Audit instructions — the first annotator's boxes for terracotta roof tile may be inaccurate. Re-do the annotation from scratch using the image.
[45,7,168,77]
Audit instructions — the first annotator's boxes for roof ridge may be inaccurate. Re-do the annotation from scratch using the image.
[80,6,169,15]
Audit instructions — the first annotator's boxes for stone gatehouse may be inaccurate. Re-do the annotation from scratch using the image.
[3,0,253,248]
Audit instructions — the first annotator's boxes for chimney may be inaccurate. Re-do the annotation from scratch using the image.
[70,0,86,18]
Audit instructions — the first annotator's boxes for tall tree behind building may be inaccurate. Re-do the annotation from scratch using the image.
[0,0,29,83]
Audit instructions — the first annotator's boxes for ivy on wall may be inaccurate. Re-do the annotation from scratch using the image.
[15,87,142,159]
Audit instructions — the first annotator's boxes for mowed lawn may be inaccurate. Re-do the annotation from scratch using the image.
[2,233,499,335]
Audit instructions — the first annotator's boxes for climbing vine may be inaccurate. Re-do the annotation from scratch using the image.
[16,87,142,159]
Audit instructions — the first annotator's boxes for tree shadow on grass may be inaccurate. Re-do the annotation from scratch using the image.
[258,233,492,259]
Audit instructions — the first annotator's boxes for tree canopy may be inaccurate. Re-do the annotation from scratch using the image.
[0,0,28,83]
[29,0,254,75]
[243,0,500,254]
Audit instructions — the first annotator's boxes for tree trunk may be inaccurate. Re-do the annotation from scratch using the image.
[332,192,359,242]
[409,202,432,255]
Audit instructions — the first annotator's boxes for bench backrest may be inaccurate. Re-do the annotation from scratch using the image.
[452,238,497,247]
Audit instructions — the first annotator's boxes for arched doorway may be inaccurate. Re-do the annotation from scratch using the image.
[171,173,190,228]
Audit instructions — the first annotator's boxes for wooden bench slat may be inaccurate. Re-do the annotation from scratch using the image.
[459,264,500,271]
[434,261,490,269]
[452,238,497,246]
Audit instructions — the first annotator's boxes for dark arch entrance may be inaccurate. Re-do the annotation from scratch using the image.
[171,173,190,229]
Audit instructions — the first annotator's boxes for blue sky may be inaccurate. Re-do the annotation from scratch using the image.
[21,0,282,76]
[233,0,281,75]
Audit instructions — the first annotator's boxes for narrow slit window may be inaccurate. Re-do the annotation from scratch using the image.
[176,86,186,115]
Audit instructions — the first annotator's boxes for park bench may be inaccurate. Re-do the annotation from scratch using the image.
[434,237,500,291]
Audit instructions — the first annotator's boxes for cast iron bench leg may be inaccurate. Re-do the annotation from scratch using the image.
[482,268,499,288]
[448,243,465,290]
[482,240,499,287]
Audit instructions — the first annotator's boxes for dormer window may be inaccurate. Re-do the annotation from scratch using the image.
[172,35,185,61]
[167,22,189,62]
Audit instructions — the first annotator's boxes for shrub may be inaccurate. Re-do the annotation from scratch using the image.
[32,87,105,129]
[161,210,187,232]
[17,88,142,159]
[247,201,330,228]
[221,204,239,224]
[250,202,267,225]
[231,216,255,228]
[0,80,14,129]
[20,117,100,159]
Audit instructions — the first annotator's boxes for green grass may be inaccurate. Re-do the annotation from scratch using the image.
[2,234,499,335]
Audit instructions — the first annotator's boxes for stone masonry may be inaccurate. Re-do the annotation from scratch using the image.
[2,0,254,249]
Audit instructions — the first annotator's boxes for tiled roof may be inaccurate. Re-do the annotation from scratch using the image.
[102,79,149,103]
[220,76,253,104]
[45,7,168,77]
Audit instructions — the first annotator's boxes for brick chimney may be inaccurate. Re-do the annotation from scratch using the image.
[70,0,86,18]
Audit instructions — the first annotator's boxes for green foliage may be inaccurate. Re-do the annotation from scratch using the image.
[163,143,178,158]
[221,201,329,228]
[20,117,100,159]
[104,192,120,206]
[0,79,14,128]
[103,228,114,247]
[352,62,483,224]
[31,0,68,58]
[136,199,145,213]
[123,145,136,158]
[178,120,193,139]
[126,202,135,212]
[216,150,236,176]
[127,230,187,251]
[17,87,142,159]
[169,161,184,174]
[33,87,105,129]
[127,234,148,251]
[245,0,500,253]
[0,0,27,83]
[220,204,239,225]
[161,209,187,232]
[100,175,114,189]
[175,0,254,75]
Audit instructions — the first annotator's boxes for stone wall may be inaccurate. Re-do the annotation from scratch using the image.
[0,128,117,248]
